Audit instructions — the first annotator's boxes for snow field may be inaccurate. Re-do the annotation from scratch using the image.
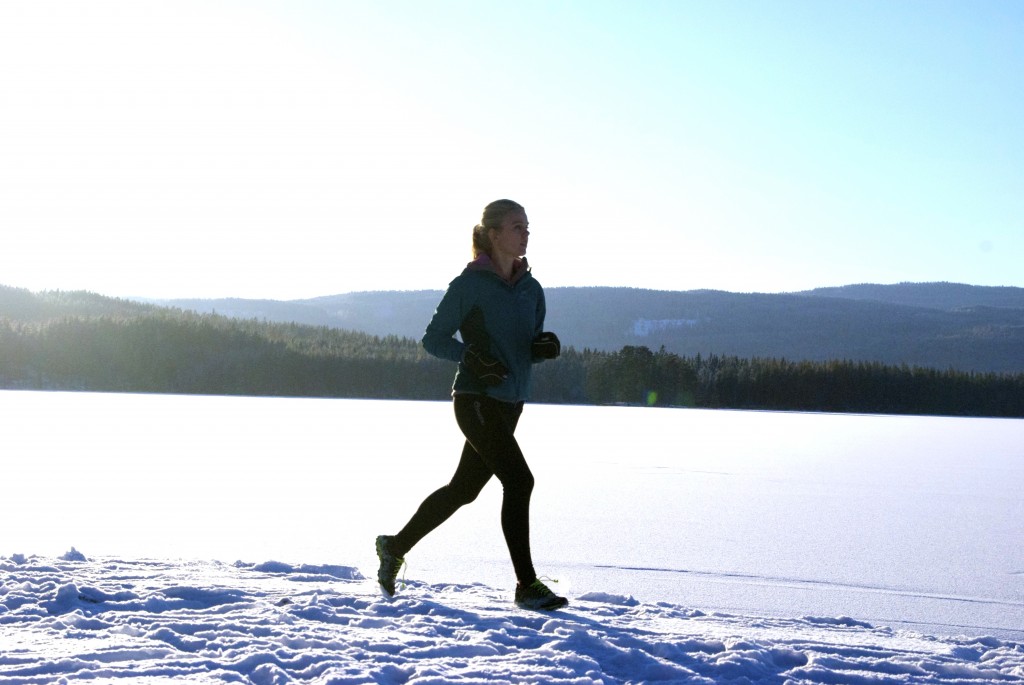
[2,553,1022,684]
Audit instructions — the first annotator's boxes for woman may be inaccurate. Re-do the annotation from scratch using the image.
[375,199,567,611]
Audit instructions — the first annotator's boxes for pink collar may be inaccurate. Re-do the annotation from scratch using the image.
[467,255,530,283]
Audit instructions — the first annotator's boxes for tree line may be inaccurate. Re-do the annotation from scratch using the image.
[563,345,1024,417]
[2,301,1022,417]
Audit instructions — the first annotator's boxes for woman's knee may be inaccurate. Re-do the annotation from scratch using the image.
[502,468,534,497]
[446,479,487,507]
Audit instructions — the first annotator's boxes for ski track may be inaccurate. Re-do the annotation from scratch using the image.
[2,554,1023,685]
[598,565,1024,610]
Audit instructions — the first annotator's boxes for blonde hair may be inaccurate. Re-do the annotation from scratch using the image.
[472,199,525,259]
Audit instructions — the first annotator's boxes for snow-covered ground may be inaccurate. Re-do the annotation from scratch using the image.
[2,391,1023,683]
[3,552,1023,684]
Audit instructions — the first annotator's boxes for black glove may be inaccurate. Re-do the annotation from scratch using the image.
[532,331,561,360]
[463,344,509,386]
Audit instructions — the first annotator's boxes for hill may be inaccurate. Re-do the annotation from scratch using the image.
[158,282,1024,374]
[4,283,1023,416]
[796,281,1024,310]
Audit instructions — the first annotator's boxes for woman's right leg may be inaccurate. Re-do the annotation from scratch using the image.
[452,396,537,586]
[390,438,493,556]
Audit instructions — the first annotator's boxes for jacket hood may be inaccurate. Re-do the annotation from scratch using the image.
[465,255,531,285]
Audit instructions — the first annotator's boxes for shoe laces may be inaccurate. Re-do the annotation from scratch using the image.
[397,559,408,592]
[526,576,559,595]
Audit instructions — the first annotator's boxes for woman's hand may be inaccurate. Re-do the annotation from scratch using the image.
[532,332,561,360]
[463,345,510,386]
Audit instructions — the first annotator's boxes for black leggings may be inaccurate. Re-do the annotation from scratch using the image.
[392,395,536,585]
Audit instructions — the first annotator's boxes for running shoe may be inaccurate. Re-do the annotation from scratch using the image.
[514,579,568,611]
[375,535,405,597]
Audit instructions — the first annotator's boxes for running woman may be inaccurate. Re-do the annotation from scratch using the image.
[375,199,567,611]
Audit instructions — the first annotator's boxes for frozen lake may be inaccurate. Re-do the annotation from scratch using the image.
[4,390,1022,641]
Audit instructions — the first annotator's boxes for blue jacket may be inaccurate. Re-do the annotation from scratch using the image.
[422,256,547,402]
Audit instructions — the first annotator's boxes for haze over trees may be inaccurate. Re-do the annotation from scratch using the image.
[2,284,1022,417]
[161,282,1024,374]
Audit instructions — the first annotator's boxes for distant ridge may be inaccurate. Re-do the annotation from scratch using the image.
[795,282,1024,311]
[151,282,1024,374]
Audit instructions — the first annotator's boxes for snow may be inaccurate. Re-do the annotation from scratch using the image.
[2,391,1023,683]
[4,553,1023,684]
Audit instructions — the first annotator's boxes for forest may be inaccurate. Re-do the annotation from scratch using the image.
[2,286,1022,418]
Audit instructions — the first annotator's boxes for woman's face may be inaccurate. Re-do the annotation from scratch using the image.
[489,208,530,261]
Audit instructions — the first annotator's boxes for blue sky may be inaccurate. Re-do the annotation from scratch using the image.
[1,0,1021,299]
